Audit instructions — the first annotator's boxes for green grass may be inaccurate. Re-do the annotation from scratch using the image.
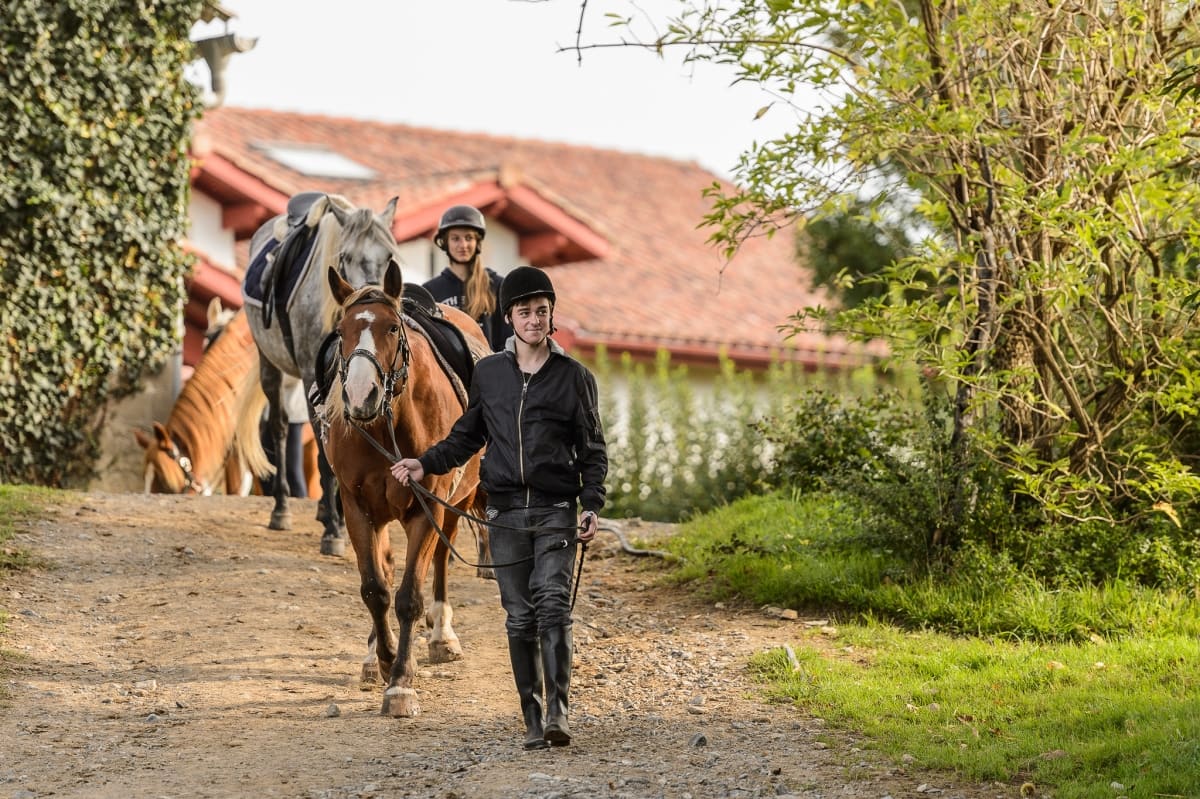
[0,484,60,702]
[0,484,58,573]
[658,492,1200,798]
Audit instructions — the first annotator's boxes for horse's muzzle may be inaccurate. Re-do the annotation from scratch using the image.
[343,386,383,422]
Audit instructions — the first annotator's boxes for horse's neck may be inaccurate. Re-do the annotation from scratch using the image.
[167,314,258,478]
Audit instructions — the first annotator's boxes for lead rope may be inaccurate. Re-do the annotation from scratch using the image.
[347,415,583,577]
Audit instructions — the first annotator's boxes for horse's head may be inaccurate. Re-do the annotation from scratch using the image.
[328,196,401,288]
[133,423,206,494]
[328,260,410,423]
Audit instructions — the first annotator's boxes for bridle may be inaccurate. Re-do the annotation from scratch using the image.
[166,442,206,494]
[336,296,412,424]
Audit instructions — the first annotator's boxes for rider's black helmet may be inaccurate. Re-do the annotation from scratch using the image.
[500,266,556,313]
[434,205,486,252]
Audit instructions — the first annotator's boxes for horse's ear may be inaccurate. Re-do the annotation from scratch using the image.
[151,422,171,447]
[328,265,354,306]
[384,258,404,299]
[328,199,350,227]
[133,428,152,450]
[378,196,398,228]
[206,297,223,328]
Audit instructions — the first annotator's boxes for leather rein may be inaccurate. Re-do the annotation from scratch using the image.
[333,303,586,604]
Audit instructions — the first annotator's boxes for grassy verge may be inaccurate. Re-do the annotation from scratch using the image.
[657,492,1200,798]
[0,484,59,572]
[0,484,60,702]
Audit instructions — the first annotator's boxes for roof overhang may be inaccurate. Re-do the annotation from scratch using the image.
[190,151,289,239]
[555,319,881,373]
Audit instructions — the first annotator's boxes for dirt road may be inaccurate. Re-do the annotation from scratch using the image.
[0,492,1013,798]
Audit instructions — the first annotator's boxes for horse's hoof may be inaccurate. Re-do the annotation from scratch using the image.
[428,639,463,663]
[475,567,497,581]
[360,662,382,686]
[269,511,292,531]
[381,686,420,717]
[320,534,345,557]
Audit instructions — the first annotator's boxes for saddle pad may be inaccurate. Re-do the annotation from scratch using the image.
[241,238,279,306]
[241,226,319,310]
[403,301,477,395]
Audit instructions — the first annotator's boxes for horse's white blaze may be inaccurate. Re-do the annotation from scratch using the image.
[142,463,156,494]
[343,319,379,411]
[428,600,456,647]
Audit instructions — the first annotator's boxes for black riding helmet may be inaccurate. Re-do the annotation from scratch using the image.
[500,266,556,313]
[434,205,486,252]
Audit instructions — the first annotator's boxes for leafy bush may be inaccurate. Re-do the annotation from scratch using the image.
[0,0,202,486]
[754,388,916,494]
[745,382,1200,590]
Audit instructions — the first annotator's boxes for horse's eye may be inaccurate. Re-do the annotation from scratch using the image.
[390,325,400,335]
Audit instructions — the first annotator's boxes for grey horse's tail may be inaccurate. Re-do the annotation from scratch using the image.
[232,359,274,481]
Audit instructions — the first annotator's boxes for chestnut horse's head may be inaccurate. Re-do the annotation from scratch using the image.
[133,422,206,494]
[328,260,410,423]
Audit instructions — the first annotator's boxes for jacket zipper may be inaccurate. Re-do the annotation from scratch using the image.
[519,370,531,507]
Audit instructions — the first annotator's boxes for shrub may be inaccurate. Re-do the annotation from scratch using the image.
[0,0,202,486]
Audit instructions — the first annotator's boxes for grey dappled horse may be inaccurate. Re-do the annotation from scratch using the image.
[236,193,401,555]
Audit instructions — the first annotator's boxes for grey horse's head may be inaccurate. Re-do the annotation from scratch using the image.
[328,197,401,289]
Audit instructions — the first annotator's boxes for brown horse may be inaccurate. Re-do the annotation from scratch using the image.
[134,308,260,494]
[325,260,490,717]
[135,302,322,497]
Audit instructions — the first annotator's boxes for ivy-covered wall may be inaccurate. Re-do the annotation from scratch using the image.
[0,0,203,486]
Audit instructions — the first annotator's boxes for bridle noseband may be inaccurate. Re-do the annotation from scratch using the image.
[168,443,206,494]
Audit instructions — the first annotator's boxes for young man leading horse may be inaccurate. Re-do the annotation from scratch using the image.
[392,266,608,750]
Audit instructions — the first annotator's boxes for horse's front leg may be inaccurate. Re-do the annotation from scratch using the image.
[343,497,397,685]
[427,514,463,664]
[261,364,291,530]
[381,514,439,718]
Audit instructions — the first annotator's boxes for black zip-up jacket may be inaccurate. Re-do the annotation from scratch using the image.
[418,338,608,513]
[423,267,512,352]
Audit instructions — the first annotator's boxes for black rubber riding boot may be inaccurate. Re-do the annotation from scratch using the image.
[508,636,548,750]
[540,625,573,746]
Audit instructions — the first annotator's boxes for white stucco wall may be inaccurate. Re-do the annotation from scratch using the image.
[188,191,237,270]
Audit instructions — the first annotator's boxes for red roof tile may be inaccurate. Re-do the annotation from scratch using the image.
[195,107,876,369]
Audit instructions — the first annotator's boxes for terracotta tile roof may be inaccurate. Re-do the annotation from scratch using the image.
[195,107,877,369]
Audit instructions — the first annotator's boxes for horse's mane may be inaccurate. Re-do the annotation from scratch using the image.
[167,310,260,479]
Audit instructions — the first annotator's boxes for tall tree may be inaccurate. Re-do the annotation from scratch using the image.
[580,0,1200,534]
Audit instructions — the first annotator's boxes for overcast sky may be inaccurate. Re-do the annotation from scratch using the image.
[189,0,802,178]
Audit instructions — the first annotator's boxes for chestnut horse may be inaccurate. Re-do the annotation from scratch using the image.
[325,260,490,717]
[134,306,260,495]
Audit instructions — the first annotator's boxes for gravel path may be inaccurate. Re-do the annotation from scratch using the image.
[0,492,1015,799]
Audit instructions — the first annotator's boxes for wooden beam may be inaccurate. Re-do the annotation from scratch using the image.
[520,232,568,265]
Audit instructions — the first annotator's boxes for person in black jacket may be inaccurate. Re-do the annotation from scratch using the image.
[391,265,607,750]
[423,204,512,351]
